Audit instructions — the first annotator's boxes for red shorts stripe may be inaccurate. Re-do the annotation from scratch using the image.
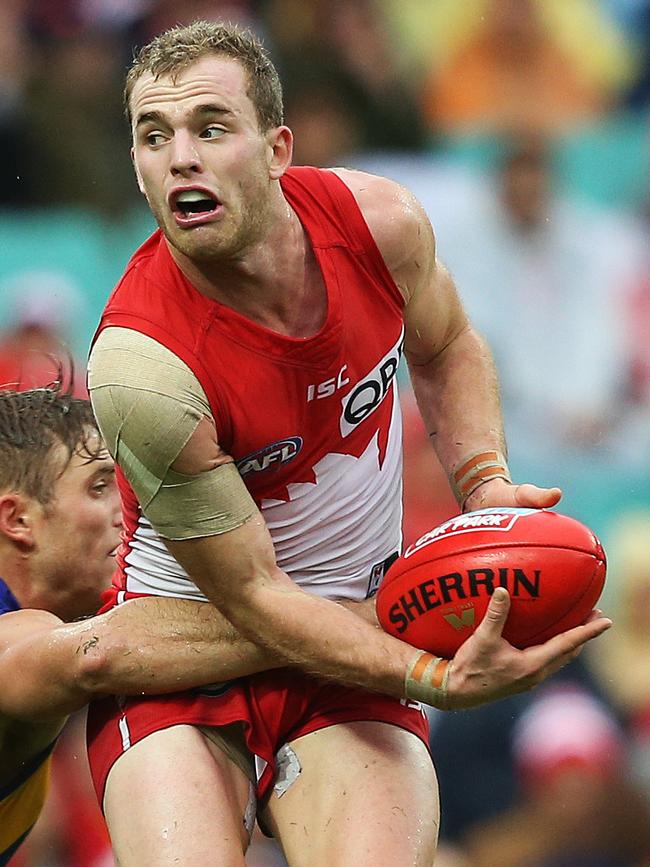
[86,670,430,807]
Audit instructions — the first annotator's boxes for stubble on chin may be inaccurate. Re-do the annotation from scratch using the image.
[155,186,270,264]
[151,206,219,262]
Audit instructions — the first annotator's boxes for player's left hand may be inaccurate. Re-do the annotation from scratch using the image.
[463,477,562,513]
[445,588,611,710]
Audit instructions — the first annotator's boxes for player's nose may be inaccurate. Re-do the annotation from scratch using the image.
[109,490,122,529]
[169,130,203,176]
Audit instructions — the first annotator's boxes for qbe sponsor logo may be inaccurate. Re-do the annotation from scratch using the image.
[339,329,404,437]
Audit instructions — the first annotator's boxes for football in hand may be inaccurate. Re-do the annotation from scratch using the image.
[376,508,606,658]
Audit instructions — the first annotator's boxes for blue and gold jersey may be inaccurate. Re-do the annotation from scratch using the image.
[0,579,56,865]
[0,741,54,865]
[0,580,19,617]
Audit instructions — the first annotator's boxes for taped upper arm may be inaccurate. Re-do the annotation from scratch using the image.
[88,327,256,540]
[88,327,212,507]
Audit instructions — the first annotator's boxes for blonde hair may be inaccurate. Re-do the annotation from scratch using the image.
[124,20,284,131]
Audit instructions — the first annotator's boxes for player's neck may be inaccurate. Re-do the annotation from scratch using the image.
[0,570,32,611]
[0,555,52,614]
[170,203,327,337]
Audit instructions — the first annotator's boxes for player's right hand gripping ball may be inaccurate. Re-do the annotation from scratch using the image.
[376,508,606,658]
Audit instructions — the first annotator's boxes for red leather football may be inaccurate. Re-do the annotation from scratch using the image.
[376,508,606,658]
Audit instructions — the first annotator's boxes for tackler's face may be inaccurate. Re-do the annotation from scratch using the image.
[31,432,122,621]
[129,54,286,265]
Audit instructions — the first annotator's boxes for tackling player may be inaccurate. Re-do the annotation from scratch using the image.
[0,385,353,862]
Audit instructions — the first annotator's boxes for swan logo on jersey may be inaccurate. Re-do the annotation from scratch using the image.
[340,329,404,437]
[236,437,303,477]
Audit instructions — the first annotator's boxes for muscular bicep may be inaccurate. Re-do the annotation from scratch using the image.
[332,168,469,367]
[0,610,62,657]
[380,187,470,367]
[0,611,73,721]
[88,327,256,539]
[403,258,471,369]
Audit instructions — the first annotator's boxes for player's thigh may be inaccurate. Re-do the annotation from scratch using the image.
[103,724,253,867]
[262,720,439,867]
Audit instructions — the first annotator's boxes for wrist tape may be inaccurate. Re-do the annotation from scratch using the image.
[451,449,511,509]
[405,650,451,710]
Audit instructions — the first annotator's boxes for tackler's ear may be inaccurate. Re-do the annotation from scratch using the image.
[0,493,38,550]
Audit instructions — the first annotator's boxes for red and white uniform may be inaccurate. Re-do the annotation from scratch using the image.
[98,167,405,605]
[87,167,429,805]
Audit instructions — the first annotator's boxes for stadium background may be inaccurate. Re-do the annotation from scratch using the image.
[1,0,649,864]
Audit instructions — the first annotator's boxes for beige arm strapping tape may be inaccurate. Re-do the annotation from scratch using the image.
[451,449,511,509]
[88,327,256,540]
[405,650,452,710]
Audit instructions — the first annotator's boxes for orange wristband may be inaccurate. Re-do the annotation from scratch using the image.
[451,449,511,509]
[404,650,452,710]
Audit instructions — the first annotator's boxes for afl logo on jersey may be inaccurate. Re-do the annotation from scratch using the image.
[236,437,303,477]
[340,329,404,437]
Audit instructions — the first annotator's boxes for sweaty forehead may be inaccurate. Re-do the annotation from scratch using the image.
[46,433,111,490]
[59,447,113,486]
[130,56,252,125]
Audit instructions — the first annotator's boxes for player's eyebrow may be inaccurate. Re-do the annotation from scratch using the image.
[135,110,168,128]
[87,460,116,478]
[193,103,235,120]
[135,104,235,128]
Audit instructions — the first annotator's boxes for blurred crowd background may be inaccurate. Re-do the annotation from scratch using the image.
[1,0,649,865]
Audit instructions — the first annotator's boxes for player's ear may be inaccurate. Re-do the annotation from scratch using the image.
[267,126,293,179]
[0,494,38,549]
[131,148,146,195]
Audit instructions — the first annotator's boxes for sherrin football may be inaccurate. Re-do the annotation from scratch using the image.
[376,508,606,658]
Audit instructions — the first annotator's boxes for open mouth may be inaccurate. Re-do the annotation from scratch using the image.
[171,189,222,227]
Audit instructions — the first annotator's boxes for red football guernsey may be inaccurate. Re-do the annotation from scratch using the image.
[94,167,406,603]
